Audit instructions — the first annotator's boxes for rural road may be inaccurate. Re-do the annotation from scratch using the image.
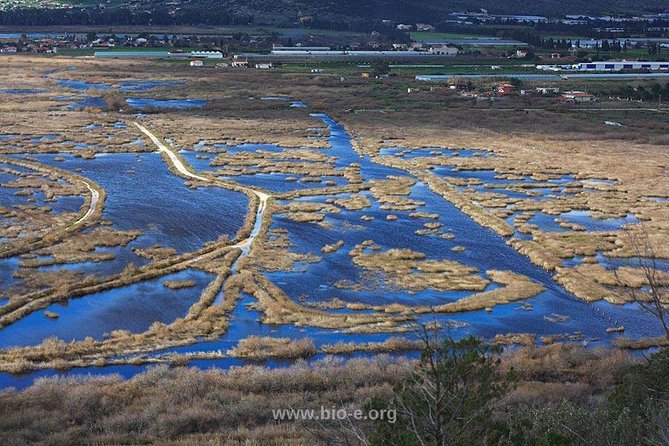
[134,122,269,253]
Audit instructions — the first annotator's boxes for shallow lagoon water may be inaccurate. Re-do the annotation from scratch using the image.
[175,113,664,347]
[126,98,206,109]
[148,292,428,372]
[380,147,491,159]
[0,258,20,298]
[27,153,249,255]
[2,150,248,292]
[30,135,59,143]
[0,364,152,391]
[180,148,349,194]
[57,79,111,91]
[118,80,184,91]
[54,95,107,110]
[2,89,48,95]
[0,162,85,223]
[181,115,408,189]
[0,269,213,348]
[55,78,182,92]
[559,210,638,231]
[225,172,347,193]
[526,210,638,233]
[0,350,416,391]
[266,186,664,343]
[267,184,550,304]
[211,143,286,153]
[430,165,635,236]
[260,96,307,108]
[433,166,576,196]
[596,253,669,272]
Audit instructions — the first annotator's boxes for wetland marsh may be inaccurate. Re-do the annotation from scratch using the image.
[0,57,667,388]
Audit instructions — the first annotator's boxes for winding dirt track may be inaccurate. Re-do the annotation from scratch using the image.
[72,182,99,227]
[133,122,270,252]
[0,122,271,327]
[0,156,103,259]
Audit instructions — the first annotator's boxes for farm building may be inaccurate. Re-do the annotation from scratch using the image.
[558,91,596,103]
[495,83,516,96]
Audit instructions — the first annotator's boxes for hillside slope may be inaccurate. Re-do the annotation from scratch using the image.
[1,0,667,24]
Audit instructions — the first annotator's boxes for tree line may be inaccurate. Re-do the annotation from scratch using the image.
[0,8,253,26]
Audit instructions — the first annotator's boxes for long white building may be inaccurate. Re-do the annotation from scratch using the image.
[235,48,458,61]
[574,61,669,71]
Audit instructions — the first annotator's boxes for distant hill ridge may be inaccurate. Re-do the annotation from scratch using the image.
[0,0,667,26]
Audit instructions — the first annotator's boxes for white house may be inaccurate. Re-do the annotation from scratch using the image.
[429,45,458,56]
[536,87,560,95]
[559,91,596,102]
[509,49,528,58]
[416,23,435,31]
[190,60,204,67]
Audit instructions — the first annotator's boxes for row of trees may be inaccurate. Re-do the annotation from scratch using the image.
[616,82,669,101]
[0,8,253,26]
[536,19,669,39]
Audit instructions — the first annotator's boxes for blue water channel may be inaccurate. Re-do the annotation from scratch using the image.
[178,113,664,346]
[261,115,664,341]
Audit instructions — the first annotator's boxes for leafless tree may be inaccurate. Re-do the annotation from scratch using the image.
[306,409,371,446]
[613,227,669,340]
